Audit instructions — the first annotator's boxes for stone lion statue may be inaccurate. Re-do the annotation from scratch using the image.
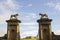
[10,14,18,19]
[40,13,48,18]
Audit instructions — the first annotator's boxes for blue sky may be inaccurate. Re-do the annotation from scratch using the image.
[0,0,60,38]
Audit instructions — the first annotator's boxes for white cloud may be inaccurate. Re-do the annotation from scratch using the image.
[30,13,37,18]
[54,30,60,35]
[55,3,60,10]
[0,0,20,24]
[0,0,21,13]
[46,2,55,7]
[46,2,60,10]
[7,0,15,6]
[0,0,20,10]
[27,4,32,7]
[25,13,37,18]
[20,12,37,21]
[21,30,38,38]
[0,28,7,37]
[6,0,20,10]
[21,22,38,26]
[0,14,10,24]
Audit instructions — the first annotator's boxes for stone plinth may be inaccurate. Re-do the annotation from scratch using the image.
[6,14,21,40]
[37,14,52,40]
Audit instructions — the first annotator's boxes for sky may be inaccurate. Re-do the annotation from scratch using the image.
[0,0,60,38]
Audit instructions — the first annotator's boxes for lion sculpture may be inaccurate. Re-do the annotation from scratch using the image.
[10,14,18,19]
[40,13,48,18]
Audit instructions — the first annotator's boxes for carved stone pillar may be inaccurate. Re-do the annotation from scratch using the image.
[37,13,52,40]
[6,14,21,40]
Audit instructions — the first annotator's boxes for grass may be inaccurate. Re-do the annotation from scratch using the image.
[21,36,38,40]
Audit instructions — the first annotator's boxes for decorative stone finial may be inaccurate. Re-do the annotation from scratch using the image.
[39,13,48,19]
[10,14,18,19]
